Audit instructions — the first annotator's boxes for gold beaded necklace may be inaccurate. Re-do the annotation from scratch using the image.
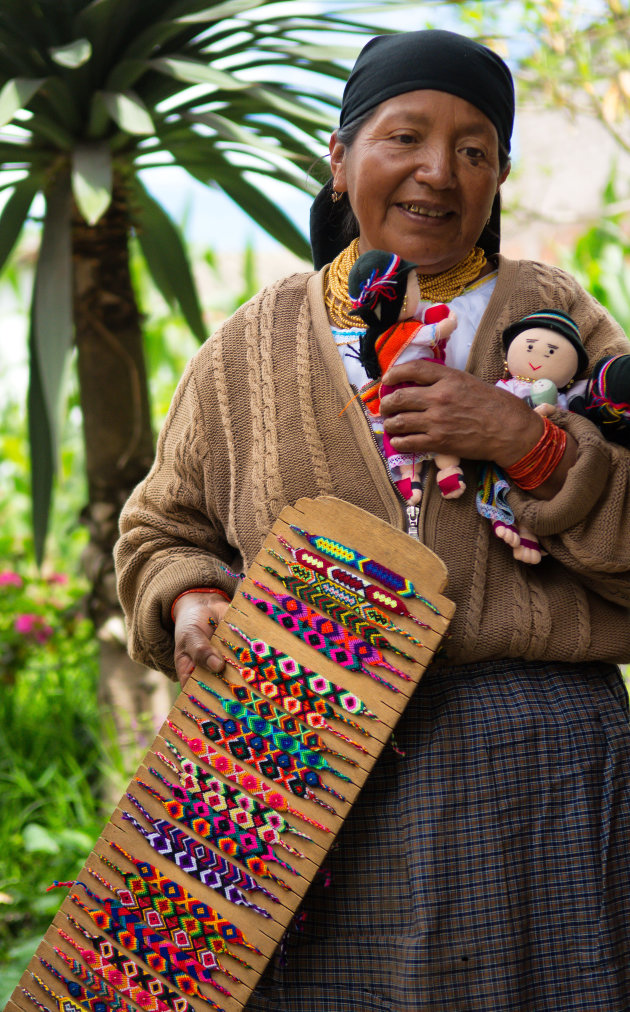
[324,237,488,330]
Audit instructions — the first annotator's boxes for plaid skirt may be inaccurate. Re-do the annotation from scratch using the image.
[246,659,630,1011]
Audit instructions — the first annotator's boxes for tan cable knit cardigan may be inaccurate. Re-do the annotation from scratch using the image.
[115,255,630,678]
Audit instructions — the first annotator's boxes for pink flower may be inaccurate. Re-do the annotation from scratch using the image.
[14,613,54,643]
[46,572,68,585]
[15,613,37,634]
[0,571,23,588]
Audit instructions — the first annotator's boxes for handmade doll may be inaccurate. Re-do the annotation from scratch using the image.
[489,309,589,564]
[570,353,630,447]
[348,249,465,505]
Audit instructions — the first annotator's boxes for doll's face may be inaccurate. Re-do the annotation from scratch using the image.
[505,327,579,388]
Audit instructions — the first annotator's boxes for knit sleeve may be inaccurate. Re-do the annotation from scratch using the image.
[114,350,239,678]
[508,281,630,608]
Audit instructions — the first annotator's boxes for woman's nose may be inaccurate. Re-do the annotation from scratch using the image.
[412,144,455,187]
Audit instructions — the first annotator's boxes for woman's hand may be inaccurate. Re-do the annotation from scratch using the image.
[172,591,230,688]
[380,359,576,498]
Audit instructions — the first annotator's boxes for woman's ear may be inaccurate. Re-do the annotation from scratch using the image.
[497,158,511,190]
[329,131,348,193]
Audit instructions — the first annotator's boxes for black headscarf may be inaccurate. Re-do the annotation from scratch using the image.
[310,29,515,270]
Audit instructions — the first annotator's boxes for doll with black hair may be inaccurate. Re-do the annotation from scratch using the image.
[570,354,630,447]
[485,309,590,563]
[348,249,466,505]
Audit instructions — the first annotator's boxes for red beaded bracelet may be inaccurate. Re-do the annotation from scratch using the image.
[170,586,232,622]
[505,416,567,491]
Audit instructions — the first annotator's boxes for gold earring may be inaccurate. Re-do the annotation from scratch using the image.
[331,189,343,203]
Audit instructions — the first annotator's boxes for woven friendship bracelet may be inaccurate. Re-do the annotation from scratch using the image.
[39,957,114,1012]
[189,687,352,785]
[26,976,83,1012]
[225,625,375,740]
[158,742,308,858]
[21,987,54,1012]
[249,579,411,684]
[155,751,304,862]
[108,841,261,956]
[271,542,426,648]
[289,526,441,611]
[123,795,275,915]
[88,857,251,974]
[201,678,358,768]
[135,773,296,885]
[243,586,399,692]
[261,563,415,663]
[276,535,434,629]
[166,721,329,833]
[52,945,138,1012]
[62,915,198,1012]
[70,884,230,1004]
[56,926,174,1012]
[243,585,403,692]
[179,707,337,813]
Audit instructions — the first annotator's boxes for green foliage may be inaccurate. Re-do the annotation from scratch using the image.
[560,187,630,335]
[0,562,103,1005]
[447,2,630,156]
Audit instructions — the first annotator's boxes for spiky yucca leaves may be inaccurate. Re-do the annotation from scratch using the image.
[0,0,381,563]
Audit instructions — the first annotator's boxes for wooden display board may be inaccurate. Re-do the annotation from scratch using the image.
[7,496,454,1012]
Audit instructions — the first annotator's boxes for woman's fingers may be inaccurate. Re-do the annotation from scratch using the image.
[173,592,231,687]
[380,360,543,467]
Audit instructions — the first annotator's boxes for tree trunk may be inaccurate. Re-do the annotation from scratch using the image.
[72,177,175,790]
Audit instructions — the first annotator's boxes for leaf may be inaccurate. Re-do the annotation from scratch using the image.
[151,56,250,90]
[49,38,93,69]
[184,156,310,261]
[28,171,74,564]
[72,143,113,224]
[132,176,207,344]
[101,90,154,135]
[0,176,39,274]
[175,0,262,22]
[0,78,44,129]
[22,822,60,854]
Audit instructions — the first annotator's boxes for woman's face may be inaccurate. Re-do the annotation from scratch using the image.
[329,90,510,274]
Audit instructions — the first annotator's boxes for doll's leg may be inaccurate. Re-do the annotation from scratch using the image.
[434,454,466,499]
[512,525,543,564]
[492,519,521,548]
[397,461,422,505]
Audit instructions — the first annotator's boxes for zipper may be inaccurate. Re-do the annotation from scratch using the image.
[405,503,420,540]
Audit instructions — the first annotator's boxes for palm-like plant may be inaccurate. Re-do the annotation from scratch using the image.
[0,1,380,688]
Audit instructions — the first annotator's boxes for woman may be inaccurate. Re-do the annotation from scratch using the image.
[115,29,630,1011]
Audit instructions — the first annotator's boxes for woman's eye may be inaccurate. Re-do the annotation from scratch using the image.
[462,146,485,160]
[393,133,416,145]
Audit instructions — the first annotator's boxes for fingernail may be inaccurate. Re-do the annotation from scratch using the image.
[208,655,223,672]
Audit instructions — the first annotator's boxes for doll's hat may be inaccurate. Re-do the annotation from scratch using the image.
[502,309,589,374]
[348,250,417,313]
